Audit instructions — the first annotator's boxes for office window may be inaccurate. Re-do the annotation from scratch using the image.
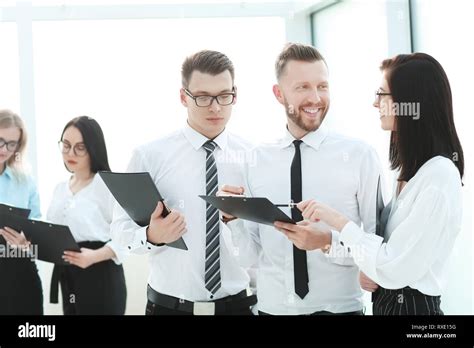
[33,17,286,210]
[0,22,20,113]
[311,1,391,176]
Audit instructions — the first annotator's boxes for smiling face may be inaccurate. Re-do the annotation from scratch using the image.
[374,71,396,131]
[0,127,20,168]
[180,70,235,139]
[273,60,330,138]
[61,126,91,174]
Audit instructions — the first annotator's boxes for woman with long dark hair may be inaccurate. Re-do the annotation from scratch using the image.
[276,53,464,315]
[47,116,127,314]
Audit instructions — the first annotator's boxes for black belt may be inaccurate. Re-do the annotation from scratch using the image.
[147,285,257,315]
[50,240,107,304]
[376,286,439,297]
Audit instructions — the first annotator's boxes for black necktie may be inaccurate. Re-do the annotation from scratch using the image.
[291,140,309,299]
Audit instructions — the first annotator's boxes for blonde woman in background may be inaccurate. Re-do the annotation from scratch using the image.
[0,109,43,315]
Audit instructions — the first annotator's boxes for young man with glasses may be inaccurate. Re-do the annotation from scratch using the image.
[111,50,256,315]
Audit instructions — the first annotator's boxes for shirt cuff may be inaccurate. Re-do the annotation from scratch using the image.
[339,221,384,280]
[323,229,354,265]
[105,240,127,265]
[339,221,366,247]
[127,226,166,253]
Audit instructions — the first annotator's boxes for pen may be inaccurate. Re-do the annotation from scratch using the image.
[275,203,298,208]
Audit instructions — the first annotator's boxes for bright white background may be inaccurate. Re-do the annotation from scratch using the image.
[0,0,472,315]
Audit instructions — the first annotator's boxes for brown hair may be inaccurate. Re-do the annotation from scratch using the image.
[181,50,235,88]
[0,109,28,176]
[275,42,327,80]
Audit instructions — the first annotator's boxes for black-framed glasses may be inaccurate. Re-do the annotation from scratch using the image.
[58,140,88,157]
[184,87,236,107]
[0,138,19,152]
[375,88,392,102]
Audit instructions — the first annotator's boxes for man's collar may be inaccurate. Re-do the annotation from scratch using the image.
[183,121,228,151]
[279,124,328,150]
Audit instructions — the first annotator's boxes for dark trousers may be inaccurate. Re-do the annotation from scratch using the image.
[51,241,127,315]
[373,286,443,315]
[258,309,364,316]
[0,255,43,315]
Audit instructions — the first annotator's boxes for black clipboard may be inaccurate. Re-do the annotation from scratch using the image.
[375,176,384,237]
[199,195,295,226]
[373,175,391,302]
[0,203,30,245]
[99,171,188,251]
[0,204,80,264]
[0,203,31,218]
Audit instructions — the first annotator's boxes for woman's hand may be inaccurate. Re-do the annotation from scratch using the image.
[63,248,100,269]
[359,271,379,292]
[297,200,350,231]
[0,226,31,250]
[63,245,115,269]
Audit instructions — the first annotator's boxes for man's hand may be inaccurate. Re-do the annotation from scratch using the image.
[216,184,245,220]
[297,199,350,231]
[146,201,187,244]
[359,271,379,292]
[0,226,31,250]
[274,220,332,251]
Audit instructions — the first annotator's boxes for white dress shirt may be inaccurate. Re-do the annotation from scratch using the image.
[340,156,463,296]
[227,126,383,315]
[111,123,252,302]
[47,174,127,264]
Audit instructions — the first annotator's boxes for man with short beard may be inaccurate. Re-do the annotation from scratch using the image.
[218,43,383,315]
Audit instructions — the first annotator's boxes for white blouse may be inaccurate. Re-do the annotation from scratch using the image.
[340,156,463,296]
[47,174,127,264]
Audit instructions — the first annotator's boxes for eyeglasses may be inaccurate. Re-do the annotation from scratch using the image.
[375,88,392,102]
[184,87,236,107]
[58,140,88,157]
[0,138,19,152]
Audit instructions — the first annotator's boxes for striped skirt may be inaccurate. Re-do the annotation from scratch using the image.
[373,286,443,315]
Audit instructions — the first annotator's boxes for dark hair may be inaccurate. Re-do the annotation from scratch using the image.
[60,116,111,173]
[381,53,464,182]
[275,42,327,80]
[181,50,235,88]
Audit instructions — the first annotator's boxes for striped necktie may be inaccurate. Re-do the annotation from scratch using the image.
[203,140,221,296]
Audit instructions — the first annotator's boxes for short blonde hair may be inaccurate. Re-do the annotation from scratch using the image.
[0,109,28,176]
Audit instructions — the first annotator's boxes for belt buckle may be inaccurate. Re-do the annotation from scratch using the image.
[193,302,215,315]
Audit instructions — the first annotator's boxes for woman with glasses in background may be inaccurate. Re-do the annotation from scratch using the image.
[0,109,43,315]
[47,116,127,315]
[276,53,464,315]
